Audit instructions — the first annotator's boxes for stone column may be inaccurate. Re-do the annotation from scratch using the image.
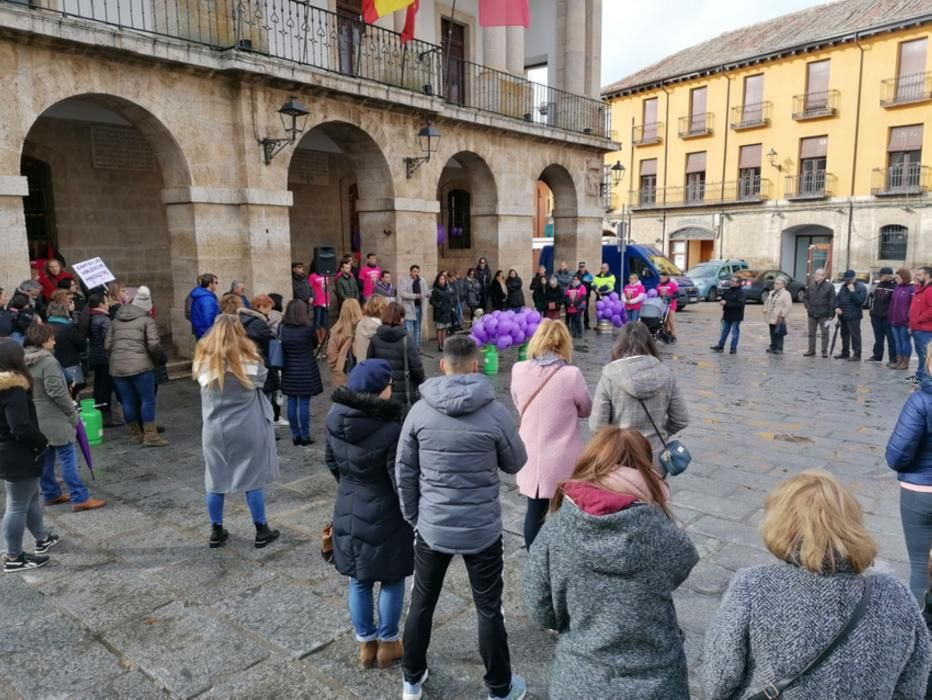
[553,210,602,276]
[506,27,525,77]
[0,176,31,289]
[589,0,602,99]
[482,27,507,70]
[564,0,586,93]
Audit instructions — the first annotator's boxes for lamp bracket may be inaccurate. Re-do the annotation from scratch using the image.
[405,156,430,179]
[260,136,296,166]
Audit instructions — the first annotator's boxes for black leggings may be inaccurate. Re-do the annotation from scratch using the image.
[900,488,932,603]
[524,497,550,548]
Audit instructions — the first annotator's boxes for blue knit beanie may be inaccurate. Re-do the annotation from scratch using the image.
[346,360,393,394]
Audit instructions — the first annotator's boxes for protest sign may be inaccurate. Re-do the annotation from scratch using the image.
[71,257,116,289]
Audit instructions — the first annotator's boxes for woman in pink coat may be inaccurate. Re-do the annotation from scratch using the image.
[511,319,592,547]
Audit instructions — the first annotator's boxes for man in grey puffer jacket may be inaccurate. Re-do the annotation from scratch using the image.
[396,336,528,700]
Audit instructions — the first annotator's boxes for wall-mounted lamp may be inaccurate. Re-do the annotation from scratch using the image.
[766,148,782,172]
[259,96,310,166]
[404,121,441,178]
[600,161,626,200]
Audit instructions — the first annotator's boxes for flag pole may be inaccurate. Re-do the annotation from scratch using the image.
[444,0,457,99]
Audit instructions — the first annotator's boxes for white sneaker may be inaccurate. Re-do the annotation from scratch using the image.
[402,669,428,700]
[275,417,291,427]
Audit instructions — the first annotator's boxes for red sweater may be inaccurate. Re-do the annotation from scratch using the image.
[908,283,932,332]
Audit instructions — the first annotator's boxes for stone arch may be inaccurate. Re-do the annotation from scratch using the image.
[780,223,834,282]
[538,163,581,271]
[436,151,499,274]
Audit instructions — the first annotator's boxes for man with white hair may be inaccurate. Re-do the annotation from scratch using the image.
[230,281,250,309]
[803,268,835,358]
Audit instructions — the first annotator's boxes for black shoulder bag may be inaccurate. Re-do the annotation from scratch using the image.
[748,576,874,700]
[401,334,413,418]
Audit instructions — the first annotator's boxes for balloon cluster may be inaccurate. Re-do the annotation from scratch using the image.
[595,293,629,328]
[470,308,542,350]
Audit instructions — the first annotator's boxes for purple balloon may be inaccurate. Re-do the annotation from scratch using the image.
[485,317,499,332]
[513,330,526,344]
[492,310,502,318]
[647,288,658,298]
[496,335,512,350]
[611,314,622,326]
[529,311,542,323]
[473,327,488,343]
[595,300,605,311]
[609,292,620,302]
[470,334,483,347]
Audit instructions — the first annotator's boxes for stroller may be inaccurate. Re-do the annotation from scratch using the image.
[639,297,674,344]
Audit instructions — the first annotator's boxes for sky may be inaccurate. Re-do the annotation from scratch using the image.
[602,0,827,87]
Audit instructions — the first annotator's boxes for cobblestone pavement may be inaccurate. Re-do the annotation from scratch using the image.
[0,302,913,699]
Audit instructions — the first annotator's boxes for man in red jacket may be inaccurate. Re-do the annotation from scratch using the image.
[908,266,932,384]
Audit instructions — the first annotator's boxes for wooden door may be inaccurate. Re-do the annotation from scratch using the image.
[441,18,466,105]
[337,0,362,76]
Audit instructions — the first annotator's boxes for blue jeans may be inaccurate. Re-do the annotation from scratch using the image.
[206,489,267,525]
[567,313,583,338]
[455,302,464,327]
[287,396,311,439]
[348,578,405,642]
[313,306,328,329]
[626,308,640,322]
[41,443,89,505]
[900,488,932,602]
[717,320,741,350]
[113,371,156,424]
[893,325,912,360]
[3,478,48,557]
[405,306,422,350]
[914,330,932,381]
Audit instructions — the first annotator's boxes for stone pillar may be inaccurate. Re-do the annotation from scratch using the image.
[506,27,525,77]
[483,27,507,70]
[564,0,586,93]
[0,176,31,289]
[553,211,602,275]
[589,0,602,99]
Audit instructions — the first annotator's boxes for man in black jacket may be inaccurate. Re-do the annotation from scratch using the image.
[803,268,836,358]
[291,262,311,304]
[710,276,746,354]
[835,269,868,360]
[869,267,896,364]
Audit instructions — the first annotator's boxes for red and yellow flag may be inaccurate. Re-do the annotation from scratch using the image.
[400,0,419,44]
[362,0,416,24]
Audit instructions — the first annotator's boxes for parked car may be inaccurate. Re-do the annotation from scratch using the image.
[685,259,749,301]
[720,269,806,303]
[832,271,877,308]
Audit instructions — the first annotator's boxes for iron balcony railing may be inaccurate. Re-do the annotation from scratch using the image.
[678,112,713,138]
[4,0,609,138]
[881,71,932,107]
[730,101,772,130]
[628,177,772,209]
[871,164,931,195]
[785,170,836,199]
[792,90,839,120]
[633,121,663,146]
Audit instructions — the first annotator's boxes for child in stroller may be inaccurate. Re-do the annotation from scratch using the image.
[639,293,673,343]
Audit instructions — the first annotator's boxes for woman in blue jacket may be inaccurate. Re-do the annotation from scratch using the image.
[885,351,932,602]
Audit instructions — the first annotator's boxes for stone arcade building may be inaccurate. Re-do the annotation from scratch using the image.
[0,0,611,353]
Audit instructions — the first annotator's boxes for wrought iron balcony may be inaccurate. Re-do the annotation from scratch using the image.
[632,122,663,146]
[871,164,931,196]
[4,0,610,139]
[678,113,713,139]
[627,178,772,209]
[792,90,839,120]
[730,102,772,130]
[785,171,836,200]
[881,72,932,107]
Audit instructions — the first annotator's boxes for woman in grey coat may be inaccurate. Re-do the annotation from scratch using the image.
[524,427,698,699]
[193,315,281,549]
[703,470,930,700]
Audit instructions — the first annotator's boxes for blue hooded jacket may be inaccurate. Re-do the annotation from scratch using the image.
[189,286,220,339]
[886,380,932,485]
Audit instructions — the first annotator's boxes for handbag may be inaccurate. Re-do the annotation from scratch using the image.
[636,398,691,476]
[748,576,874,699]
[267,327,284,370]
[517,366,561,428]
[774,319,788,337]
[320,520,335,565]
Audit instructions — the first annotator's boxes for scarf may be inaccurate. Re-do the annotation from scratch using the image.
[532,353,565,367]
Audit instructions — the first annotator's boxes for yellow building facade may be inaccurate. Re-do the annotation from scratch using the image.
[603,1,932,285]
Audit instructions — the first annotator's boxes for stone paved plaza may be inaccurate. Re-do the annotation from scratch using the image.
[0,302,913,699]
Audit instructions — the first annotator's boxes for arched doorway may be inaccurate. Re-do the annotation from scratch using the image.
[537,164,579,271]
[20,94,190,346]
[436,151,498,274]
[781,224,834,282]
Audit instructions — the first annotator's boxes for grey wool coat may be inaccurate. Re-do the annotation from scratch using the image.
[524,497,698,699]
[198,362,280,493]
[24,347,78,446]
[702,563,930,700]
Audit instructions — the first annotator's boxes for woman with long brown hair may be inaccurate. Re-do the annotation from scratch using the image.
[327,298,363,387]
[524,427,698,699]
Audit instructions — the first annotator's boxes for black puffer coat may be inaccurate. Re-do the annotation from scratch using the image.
[280,323,323,397]
[0,371,48,481]
[366,325,425,409]
[506,276,525,308]
[48,317,85,370]
[239,307,279,394]
[325,387,413,583]
[87,310,111,367]
[430,284,454,325]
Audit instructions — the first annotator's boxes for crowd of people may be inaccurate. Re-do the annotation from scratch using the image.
[3,251,932,699]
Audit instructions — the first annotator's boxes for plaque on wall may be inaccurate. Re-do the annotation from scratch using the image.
[289,149,330,186]
[91,126,157,172]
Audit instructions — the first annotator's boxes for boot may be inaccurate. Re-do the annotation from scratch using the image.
[376,640,403,669]
[110,402,125,426]
[898,356,910,370]
[142,422,169,447]
[72,497,106,512]
[359,640,379,669]
[127,423,144,444]
[209,524,229,549]
[887,357,900,368]
[254,522,280,549]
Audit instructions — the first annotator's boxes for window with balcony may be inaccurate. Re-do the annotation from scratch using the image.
[882,38,931,106]
[875,124,926,195]
[447,189,471,249]
[787,136,830,198]
[738,144,762,199]
[685,152,706,203]
[441,18,467,106]
[636,97,661,145]
[732,74,769,129]
[638,159,657,205]
[680,87,712,138]
[793,60,838,119]
[879,225,908,260]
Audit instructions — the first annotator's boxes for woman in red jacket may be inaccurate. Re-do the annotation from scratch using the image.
[38,259,75,302]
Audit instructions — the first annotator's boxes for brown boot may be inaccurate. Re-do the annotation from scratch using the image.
[72,497,106,512]
[127,423,144,444]
[898,356,911,370]
[887,357,900,368]
[358,640,379,669]
[44,494,70,506]
[142,422,169,447]
[376,640,403,669]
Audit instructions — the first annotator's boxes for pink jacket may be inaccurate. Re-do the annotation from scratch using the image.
[623,282,646,310]
[359,265,382,299]
[510,361,592,499]
[308,273,330,308]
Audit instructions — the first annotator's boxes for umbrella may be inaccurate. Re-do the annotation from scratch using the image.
[828,320,841,358]
[75,421,95,480]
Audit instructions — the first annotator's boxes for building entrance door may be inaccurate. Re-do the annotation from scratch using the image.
[337,0,362,76]
[441,18,466,105]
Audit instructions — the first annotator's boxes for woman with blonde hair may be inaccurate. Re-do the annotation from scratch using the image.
[328,298,363,387]
[354,295,387,362]
[510,319,591,546]
[703,470,929,699]
[524,427,698,699]
[193,314,280,549]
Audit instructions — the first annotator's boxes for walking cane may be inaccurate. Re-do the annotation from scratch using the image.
[828,320,841,357]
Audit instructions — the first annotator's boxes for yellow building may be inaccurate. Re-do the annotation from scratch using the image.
[602,0,932,285]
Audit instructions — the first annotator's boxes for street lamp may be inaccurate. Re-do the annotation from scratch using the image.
[766,148,782,172]
[260,96,310,166]
[404,121,441,178]
[610,160,625,187]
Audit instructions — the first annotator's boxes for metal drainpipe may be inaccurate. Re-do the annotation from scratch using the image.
[660,82,671,251]
[846,32,866,271]
[719,68,732,258]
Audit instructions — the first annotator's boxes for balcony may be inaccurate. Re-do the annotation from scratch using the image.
[881,72,932,107]
[730,102,772,130]
[785,171,836,200]
[871,164,931,196]
[6,0,610,139]
[678,113,714,139]
[633,122,663,146]
[627,178,772,209]
[792,90,840,120]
